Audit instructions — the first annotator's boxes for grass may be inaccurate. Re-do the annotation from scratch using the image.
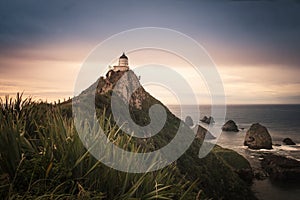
[0,93,198,199]
[0,92,257,200]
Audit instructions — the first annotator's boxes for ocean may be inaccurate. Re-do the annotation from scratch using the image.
[167,104,300,200]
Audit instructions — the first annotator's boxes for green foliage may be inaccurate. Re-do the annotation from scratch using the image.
[69,81,256,200]
[0,94,198,199]
[213,146,251,170]
[0,92,257,199]
[89,89,256,199]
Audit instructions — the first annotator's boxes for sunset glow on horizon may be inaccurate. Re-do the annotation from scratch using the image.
[1,1,300,104]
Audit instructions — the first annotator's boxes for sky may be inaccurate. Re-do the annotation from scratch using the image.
[0,0,300,104]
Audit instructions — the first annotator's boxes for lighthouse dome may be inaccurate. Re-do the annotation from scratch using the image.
[119,53,128,59]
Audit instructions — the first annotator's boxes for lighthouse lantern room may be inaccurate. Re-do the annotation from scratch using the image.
[113,53,129,72]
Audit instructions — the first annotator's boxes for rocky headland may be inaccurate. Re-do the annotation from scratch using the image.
[74,70,257,199]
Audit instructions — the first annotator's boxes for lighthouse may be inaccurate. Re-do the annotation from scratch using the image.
[113,53,129,72]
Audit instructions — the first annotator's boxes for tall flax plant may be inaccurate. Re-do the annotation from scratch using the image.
[0,93,35,179]
[0,94,198,199]
[41,109,183,199]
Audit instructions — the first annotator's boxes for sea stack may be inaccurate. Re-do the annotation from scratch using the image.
[244,123,272,149]
[222,120,239,132]
[282,138,296,145]
[185,116,194,127]
[200,116,214,124]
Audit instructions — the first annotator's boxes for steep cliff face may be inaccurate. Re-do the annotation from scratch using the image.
[81,70,147,110]
[98,70,147,109]
[74,69,256,199]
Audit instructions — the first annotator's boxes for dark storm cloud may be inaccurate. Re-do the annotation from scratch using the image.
[0,0,99,47]
[0,0,300,67]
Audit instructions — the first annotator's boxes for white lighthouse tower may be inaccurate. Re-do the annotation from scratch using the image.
[113,53,129,72]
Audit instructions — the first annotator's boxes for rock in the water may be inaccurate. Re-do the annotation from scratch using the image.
[222,120,239,132]
[200,116,208,123]
[200,116,214,124]
[185,116,194,127]
[282,138,296,145]
[207,116,215,124]
[244,123,272,149]
[195,125,216,141]
[261,154,300,181]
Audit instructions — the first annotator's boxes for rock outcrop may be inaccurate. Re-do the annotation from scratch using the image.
[261,154,300,181]
[200,116,214,124]
[185,116,194,127]
[101,70,147,109]
[282,138,296,145]
[222,120,239,132]
[244,123,272,149]
[195,125,216,141]
[79,70,147,110]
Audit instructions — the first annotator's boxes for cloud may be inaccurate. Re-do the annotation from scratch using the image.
[0,1,300,103]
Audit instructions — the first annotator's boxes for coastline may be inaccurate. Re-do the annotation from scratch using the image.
[168,104,300,200]
[217,128,300,200]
